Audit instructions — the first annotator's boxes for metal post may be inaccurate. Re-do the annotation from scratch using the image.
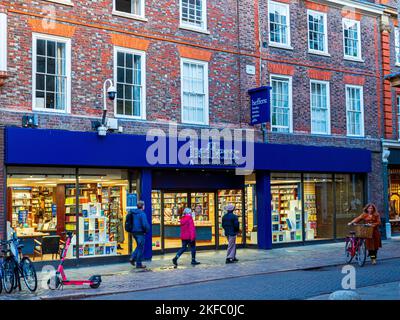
[75,168,80,260]
[382,148,391,239]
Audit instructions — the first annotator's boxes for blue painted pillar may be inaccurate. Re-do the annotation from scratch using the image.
[256,171,272,250]
[140,169,153,260]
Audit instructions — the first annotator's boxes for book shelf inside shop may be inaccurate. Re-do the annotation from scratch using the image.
[11,187,57,234]
[303,183,317,240]
[217,190,243,241]
[64,184,121,258]
[271,185,302,243]
[245,185,256,243]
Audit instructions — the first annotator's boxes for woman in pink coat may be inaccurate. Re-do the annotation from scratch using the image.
[172,208,200,267]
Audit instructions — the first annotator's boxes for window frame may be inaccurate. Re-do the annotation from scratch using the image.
[269,74,293,133]
[179,0,208,33]
[307,9,329,56]
[0,13,7,72]
[268,0,291,49]
[180,57,209,125]
[342,18,362,61]
[32,33,72,114]
[397,96,400,141]
[345,84,365,137]
[113,0,146,20]
[395,27,400,66]
[310,80,331,135]
[113,46,147,120]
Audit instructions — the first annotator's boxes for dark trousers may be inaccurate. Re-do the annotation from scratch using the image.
[175,240,196,261]
[131,234,146,267]
[368,250,378,259]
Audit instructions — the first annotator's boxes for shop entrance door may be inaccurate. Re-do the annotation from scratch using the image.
[153,191,216,251]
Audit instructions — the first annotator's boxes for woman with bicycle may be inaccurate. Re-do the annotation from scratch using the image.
[348,203,382,265]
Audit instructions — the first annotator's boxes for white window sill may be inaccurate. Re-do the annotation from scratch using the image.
[112,11,148,22]
[344,56,364,63]
[179,24,210,35]
[311,131,331,136]
[114,114,146,121]
[347,134,365,138]
[32,108,69,114]
[308,50,331,57]
[181,120,209,126]
[268,43,293,50]
[44,0,74,6]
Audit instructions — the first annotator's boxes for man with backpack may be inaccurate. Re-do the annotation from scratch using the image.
[125,200,150,269]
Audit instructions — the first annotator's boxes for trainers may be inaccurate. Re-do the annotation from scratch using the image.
[226,258,234,264]
[172,257,178,268]
[233,258,239,262]
[129,258,136,266]
[371,259,377,265]
[136,265,147,269]
[191,260,201,265]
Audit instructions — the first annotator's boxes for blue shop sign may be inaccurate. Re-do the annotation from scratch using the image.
[248,86,271,125]
[127,192,138,210]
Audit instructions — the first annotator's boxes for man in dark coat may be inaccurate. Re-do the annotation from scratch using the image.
[222,204,240,263]
[128,200,150,268]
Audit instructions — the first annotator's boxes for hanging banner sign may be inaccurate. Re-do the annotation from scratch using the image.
[248,86,271,125]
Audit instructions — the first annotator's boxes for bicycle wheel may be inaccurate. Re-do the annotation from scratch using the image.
[21,257,37,292]
[0,269,3,294]
[356,239,367,267]
[345,238,354,264]
[2,257,15,294]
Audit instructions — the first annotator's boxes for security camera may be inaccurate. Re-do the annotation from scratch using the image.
[107,85,117,101]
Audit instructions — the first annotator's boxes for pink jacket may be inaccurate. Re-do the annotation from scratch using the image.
[180,214,196,241]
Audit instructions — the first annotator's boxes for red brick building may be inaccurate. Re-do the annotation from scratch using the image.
[0,0,389,261]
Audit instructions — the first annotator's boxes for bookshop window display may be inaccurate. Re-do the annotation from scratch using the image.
[271,172,365,244]
[6,167,137,261]
[335,174,364,238]
[271,173,303,243]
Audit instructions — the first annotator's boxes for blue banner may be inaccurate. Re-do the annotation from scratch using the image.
[126,192,138,210]
[248,86,271,125]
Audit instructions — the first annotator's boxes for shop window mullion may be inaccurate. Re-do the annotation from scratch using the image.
[75,168,80,260]
[161,191,165,253]
[242,187,246,246]
[333,173,337,240]
[301,173,306,244]
[215,191,219,249]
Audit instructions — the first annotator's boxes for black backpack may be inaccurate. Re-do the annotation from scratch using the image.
[125,211,133,233]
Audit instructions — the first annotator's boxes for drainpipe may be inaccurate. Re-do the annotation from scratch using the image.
[382,147,391,239]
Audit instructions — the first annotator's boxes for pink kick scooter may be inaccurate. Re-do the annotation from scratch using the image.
[48,232,102,290]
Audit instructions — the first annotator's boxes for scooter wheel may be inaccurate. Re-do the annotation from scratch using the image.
[47,275,61,290]
[90,282,101,289]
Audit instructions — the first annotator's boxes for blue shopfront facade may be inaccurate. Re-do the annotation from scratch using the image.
[3,127,371,261]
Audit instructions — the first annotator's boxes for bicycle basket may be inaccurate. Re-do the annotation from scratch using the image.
[350,225,374,239]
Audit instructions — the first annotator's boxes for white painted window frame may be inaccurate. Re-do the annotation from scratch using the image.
[307,9,329,56]
[180,57,209,125]
[179,0,208,33]
[0,13,7,72]
[395,27,400,66]
[310,80,331,135]
[32,33,72,114]
[113,46,147,120]
[113,0,146,21]
[345,84,365,137]
[268,0,292,49]
[342,18,362,61]
[269,74,293,133]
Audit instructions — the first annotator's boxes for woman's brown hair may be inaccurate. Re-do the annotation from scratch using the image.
[363,203,378,215]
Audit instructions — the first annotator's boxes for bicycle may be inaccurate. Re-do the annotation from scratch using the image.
[1,233,37,293]
[345,223,372,267]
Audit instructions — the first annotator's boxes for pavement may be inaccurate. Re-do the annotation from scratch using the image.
[1,237,400,300]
